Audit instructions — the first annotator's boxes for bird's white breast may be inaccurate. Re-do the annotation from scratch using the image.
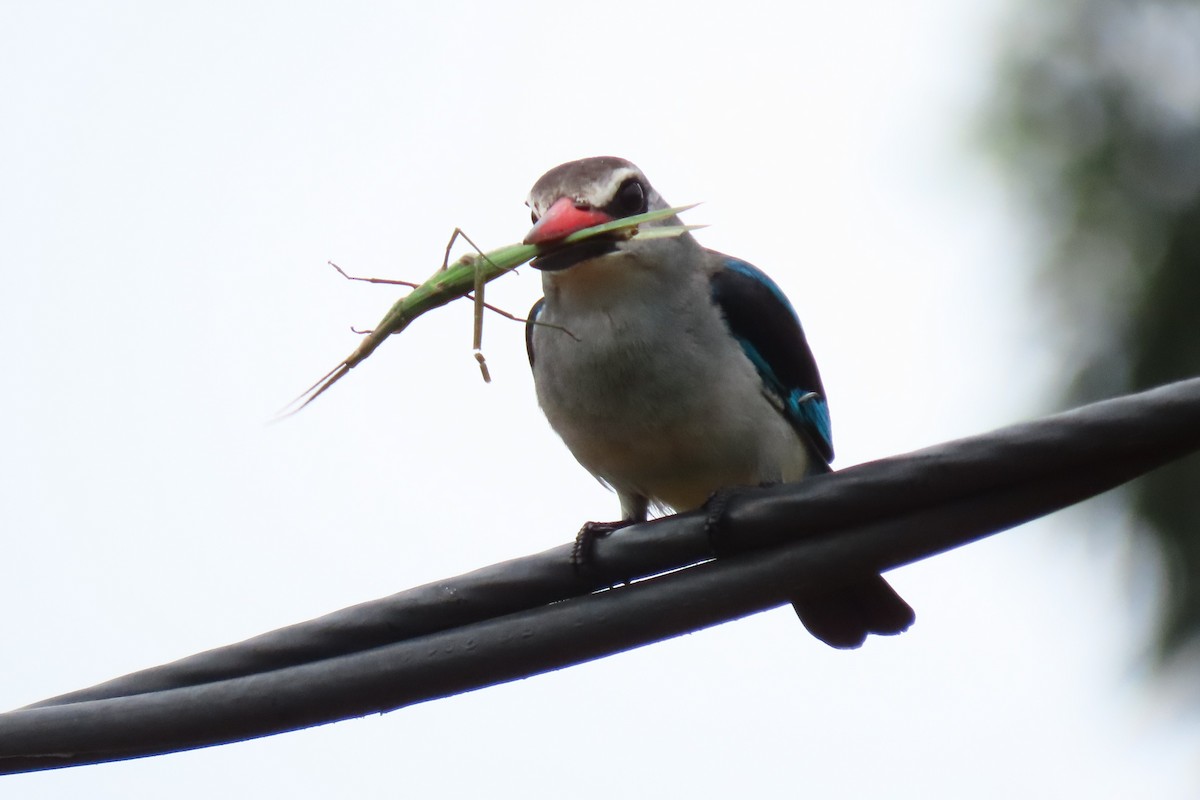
[531,249,809,512]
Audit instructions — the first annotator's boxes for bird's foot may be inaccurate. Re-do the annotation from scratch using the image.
[701,485,751,555]
[571,519,636,574]
[702,482,783,554]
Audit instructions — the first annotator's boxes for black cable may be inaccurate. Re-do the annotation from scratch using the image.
[2,378,1198,774]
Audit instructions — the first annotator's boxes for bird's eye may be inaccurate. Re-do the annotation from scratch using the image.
[531,210,539,225]
[610,178,647,218]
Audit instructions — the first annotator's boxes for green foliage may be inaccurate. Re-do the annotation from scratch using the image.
[988,0,1200,662]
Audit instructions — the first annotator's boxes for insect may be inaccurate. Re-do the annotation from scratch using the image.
[283,205,697,416]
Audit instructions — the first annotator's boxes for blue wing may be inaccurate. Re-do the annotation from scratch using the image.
[709,256,834,465]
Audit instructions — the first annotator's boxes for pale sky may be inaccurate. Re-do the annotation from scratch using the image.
[2,2,1198,797]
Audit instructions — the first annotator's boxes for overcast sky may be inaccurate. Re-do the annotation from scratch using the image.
[3,2,1198,797]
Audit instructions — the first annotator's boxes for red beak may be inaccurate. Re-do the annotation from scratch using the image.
[524,196,613,245]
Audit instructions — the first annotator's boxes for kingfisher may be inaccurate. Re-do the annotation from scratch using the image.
[523,156,913,648]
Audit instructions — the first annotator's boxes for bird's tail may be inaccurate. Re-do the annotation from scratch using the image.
[790,575,915,649]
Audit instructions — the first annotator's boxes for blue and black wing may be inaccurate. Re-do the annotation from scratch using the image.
[713,257,915,648]
[709,256,833,465]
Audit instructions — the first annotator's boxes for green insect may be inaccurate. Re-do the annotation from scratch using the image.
[284,204,699,416]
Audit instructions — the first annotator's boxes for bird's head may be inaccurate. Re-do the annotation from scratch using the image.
[524,157,688,273]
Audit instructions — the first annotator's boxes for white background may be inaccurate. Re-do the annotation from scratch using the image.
[3,2,1198,797]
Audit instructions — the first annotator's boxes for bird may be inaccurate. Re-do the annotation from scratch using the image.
[522,156,914,648]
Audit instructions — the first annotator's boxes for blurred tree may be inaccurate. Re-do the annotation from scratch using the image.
[988,0,1200,664]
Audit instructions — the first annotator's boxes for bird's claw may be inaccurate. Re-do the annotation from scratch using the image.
[702,485,747,556]
[571,519,635,574]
